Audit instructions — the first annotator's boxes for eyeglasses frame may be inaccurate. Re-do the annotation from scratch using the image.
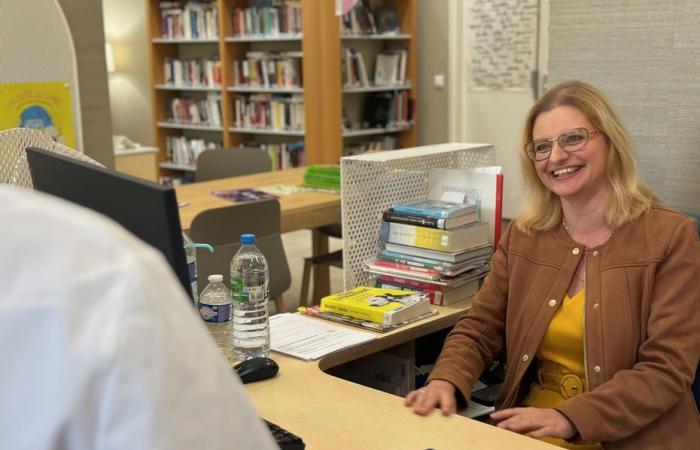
[525,128,601,161]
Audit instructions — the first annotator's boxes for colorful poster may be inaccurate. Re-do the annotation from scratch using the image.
[0,81,76,148]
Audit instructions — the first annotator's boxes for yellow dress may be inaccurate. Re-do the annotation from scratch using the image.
[521,289,602,449]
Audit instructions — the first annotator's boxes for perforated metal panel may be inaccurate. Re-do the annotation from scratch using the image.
[0,128,102,188]
[341,143,495,289]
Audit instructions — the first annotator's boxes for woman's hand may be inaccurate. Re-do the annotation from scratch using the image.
[404,380,457,416]
[490,407,577,439]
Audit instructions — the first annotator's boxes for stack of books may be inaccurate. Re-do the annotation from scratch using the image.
[366,199,492,306]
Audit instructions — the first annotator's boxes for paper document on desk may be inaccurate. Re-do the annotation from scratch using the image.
[270,313,376,361]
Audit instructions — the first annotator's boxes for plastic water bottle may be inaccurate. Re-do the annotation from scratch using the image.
[230,234,270,361]
[198,274,233,360]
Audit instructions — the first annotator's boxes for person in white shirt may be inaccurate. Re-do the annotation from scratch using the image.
[0,185,278,450]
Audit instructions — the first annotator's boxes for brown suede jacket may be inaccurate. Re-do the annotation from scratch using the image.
[428,206,700,449]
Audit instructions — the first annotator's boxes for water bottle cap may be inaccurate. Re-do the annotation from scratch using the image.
[240,233,256,244]
[208,274,223,283]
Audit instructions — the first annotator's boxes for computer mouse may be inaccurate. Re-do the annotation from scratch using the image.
[233,357,279,384]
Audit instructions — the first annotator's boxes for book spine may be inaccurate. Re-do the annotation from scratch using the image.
[320,298,385,324]
[384,221,454,252]
[372,259,441,276]
[383,210,444,229]
[376,274,445,292]
[378,252,446,270]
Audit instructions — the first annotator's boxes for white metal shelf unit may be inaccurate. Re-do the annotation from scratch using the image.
[340,143,496,289]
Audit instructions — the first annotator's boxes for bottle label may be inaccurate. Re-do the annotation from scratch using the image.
[231,276,248,302]
[230,277,268,303]
[198,302,232,322]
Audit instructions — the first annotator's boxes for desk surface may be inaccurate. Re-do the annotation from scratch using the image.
[245,300,556,450]
[174,167,341,232]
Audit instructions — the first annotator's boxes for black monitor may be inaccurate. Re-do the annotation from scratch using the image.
[25,147,192,298]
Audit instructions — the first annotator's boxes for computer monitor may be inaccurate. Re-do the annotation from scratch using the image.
[25,147,192,298]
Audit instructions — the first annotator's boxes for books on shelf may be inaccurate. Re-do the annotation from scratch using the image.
[164,55,221,87]
[160,1,219,40]
[231,2,302,37]
[381,220,490,253]
[319,286,430,327]
[165,136,219,167]
[240,141,304,170]
[383,207,479,230]
[165,93,222,127]
[374,48,407,86]
[344,136,397,156]
[343,48,370,88]
[299,304,436,333]
[232,51,302,89]
[341,0,378,35]
[362,91,414,128]
[233,93,304,131]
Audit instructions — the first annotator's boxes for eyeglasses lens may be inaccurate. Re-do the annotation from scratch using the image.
[527,128,589,161]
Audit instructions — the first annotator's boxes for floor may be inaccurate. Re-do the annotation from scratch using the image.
[278,230,344,313]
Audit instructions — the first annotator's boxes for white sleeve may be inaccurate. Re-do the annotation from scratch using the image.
[91,250,278,450]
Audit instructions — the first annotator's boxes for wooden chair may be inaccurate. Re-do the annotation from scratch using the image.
[190,199,291,314]
[300,223,343,306]
[195,147,271,182]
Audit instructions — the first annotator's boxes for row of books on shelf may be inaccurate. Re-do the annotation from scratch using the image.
[232,1,302,37]
[233,93,304,131]
[160,1,219,40]
[343,47,408,88]
[164,56,222,88]
[165,136,219,167]
[165,94,222,127]
[360,91,414,128]
[232,52,302,89]
[344,136,397,156]
[254,141,305,170]
[341,1,400,35]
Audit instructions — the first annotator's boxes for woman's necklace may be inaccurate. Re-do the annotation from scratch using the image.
[562,220,614,255]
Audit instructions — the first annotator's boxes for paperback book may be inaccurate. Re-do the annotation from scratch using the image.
[319,286,430,327]
[382,208,479,230]
[392,199,478,219]
[381,220,490,253]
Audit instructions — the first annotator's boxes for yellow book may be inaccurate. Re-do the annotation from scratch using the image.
[320,286,429,326]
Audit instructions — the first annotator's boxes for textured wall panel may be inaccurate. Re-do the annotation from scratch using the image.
[548,0,699,213]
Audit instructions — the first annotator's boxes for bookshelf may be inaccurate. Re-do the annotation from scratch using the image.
[147,0,417,181]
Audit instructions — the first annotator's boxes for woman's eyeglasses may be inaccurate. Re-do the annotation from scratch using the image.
[525,128,600,161]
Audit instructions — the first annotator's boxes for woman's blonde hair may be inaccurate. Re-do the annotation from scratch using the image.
[514,80,656,233]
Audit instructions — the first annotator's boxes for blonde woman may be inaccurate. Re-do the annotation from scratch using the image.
[405,81,700,449]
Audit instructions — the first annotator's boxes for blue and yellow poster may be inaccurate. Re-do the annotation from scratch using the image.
[0,81,76,148]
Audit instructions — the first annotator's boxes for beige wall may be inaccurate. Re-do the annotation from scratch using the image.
[57,0,114,168]
[416,0,449,145]
[103,0,154,148]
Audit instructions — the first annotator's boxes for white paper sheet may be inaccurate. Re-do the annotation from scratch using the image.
[270,313,377,361]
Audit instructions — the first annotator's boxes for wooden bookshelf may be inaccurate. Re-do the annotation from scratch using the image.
[146,0,417,180]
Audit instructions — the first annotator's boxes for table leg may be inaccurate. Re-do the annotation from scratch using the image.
[311,228,331,303]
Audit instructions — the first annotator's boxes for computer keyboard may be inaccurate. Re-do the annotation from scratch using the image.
[264,419,305,450]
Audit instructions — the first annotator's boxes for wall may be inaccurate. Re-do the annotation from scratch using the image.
[416,0,449,145]
[102,0,154,148]
[548,0,700,213]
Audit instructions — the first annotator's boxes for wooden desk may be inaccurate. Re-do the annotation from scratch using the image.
[175,168,341,300]
[174,167,340,234]
[245,300,556,450]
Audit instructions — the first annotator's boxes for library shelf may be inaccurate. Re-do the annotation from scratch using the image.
[224,33,303,43]
[341,33,412,40]
[155,84,221,92]
[157,122,224,132]
[342,84,411,94]
[343,125,413,138]
[228,127,305,137]
[152,38,219,44]
[227,86,304,94]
